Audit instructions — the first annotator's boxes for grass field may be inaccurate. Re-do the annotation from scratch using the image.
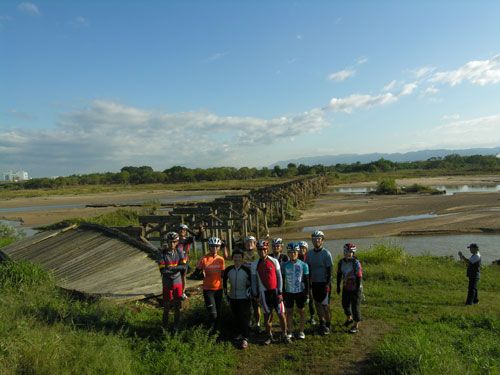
[1,239,499,374]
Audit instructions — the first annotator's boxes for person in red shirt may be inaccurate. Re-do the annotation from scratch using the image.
[177,223,204,299]
[251,240,291,345]
[192,236,225,333]
[157,232,186,333]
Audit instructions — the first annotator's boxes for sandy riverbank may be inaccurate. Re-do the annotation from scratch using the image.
[0,189,239,227]
[275,175,500,240]
[1,176,500,236]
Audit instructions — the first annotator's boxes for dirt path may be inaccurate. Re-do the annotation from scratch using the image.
[233,318,391,375]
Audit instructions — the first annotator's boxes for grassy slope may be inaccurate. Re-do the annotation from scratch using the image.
[1,241,499,374]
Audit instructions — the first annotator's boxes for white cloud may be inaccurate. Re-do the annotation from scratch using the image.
[382,80,397,92]
[69,16,89,28]
[423,86,439,94]
[18,2,39,14]
[325,93,397,113]
[204,52,228,62]
[296,34,303,40]
[356,58,368,65]
[413,66,435,78]
[429,54,500,86]
[11,109,36,120]
[402,114,500,151]
[398,82,417,96]
[328,68,356,82]
[0,100,330,174]
[442,114,460,121]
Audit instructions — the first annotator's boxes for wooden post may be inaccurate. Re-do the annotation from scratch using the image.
[227,209,233,256]
[255,210,260,240]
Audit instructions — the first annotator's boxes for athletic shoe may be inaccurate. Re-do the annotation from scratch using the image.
[241,339,248,349]
[322,326,330,335]
[349,327,359,334]
[343,319,354,327]
[297,331,306,340]
[254,324,262,334]
[310,317,316,325]
[264,335,273,345]
[286,331,293,339]
[283,335,293,344]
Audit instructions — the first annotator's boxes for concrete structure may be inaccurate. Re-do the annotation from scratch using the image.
[4,170,29,181]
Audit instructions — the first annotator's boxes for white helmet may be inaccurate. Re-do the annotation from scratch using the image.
[298,241,308,249]
[179,224,189,230]
[245,235,256,242]
[272,238,283,245]
[311,231,325,239]
[208,237,222,246]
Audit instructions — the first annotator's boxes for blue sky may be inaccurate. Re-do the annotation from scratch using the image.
[1,1,500,178]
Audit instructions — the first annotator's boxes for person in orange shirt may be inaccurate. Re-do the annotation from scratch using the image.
[192,236,226,333]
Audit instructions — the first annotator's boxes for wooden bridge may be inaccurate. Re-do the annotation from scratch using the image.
[0,176,327,300]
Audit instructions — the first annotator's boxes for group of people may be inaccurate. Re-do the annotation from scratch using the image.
[157,225,365,348]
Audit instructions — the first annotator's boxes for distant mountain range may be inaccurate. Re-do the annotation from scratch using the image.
[270,147,500,168]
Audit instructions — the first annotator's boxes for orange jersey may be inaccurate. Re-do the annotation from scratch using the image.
[196,253,225,290]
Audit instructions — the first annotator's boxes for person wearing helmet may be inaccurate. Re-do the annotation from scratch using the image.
[298,240,315,325]
[337,243,363,334]
[157,232,187,333]
[176,223,205,300]
[251,239,291,345]
[193,237,225,333]
[281,243,309,340]
[271,237,289,265]
[458,243,481,305]
[243,235,261,333]
[306,230,334,335]
[223,250,252,349]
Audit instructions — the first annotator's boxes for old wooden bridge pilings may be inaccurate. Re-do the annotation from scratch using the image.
[138,176,328,256]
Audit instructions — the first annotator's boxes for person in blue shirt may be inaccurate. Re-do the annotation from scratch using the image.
[282,243,310,340]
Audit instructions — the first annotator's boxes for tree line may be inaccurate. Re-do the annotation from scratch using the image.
[4,154,500,190]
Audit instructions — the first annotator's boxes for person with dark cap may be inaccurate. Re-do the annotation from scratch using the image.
[458,243,481,305]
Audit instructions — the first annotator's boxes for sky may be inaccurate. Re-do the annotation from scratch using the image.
[1,1,500,178]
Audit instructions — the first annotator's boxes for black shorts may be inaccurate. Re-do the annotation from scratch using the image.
[312,282,331,305]
[283,291,307,309]
[259,289,285,315]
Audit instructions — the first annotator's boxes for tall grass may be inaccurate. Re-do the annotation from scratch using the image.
[0,261,235,375]
[371,315,500,374]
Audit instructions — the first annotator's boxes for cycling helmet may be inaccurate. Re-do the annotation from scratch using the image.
[256,239,269,250]
[208,237,222,246]
[311,231,325,239]
[166,232,180,241]
[343,243,357,253]
[179,224,189,230]
[245,235,257,242]
[272,238,283,246]
[286,243,299,252]
[298,241,308,249]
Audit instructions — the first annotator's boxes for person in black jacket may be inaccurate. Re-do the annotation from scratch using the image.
[223,250,251,349]
[458,243,481,305]
[337,243,363,334]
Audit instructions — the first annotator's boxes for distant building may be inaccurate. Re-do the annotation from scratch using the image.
[4,170,29,181]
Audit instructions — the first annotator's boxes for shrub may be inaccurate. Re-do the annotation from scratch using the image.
[376,178,399,195]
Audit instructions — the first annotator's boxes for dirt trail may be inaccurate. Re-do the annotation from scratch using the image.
[234,318,391,375]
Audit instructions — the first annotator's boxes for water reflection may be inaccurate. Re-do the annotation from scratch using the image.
[330,184,500,195]
[302,212,455,232]
[296,235,500,264]
[0,194,225,213]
